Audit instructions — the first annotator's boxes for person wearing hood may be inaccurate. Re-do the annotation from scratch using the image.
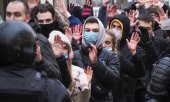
[103,30,146,102]
[108,14,147,102]
[73,16,120,101]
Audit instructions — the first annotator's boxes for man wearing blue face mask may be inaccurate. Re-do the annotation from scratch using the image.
[73,16,120,102]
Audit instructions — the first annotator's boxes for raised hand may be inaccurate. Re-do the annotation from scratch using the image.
[88,43,97,64]
[67,3,75,14]
[84,66,93,84]
[107,4,118,16]
[102,0,111,6]
[126,10,139,27]
[82,0,93,19]
[157,8,169,22]
[54,0,71,18]
[144,0,153,9]
[153,0,164,8]
[52,35,64,58]
[72,24,82,44]
[64,26,73,42]
[54,0,67,14]
[85,0,93,7]
[126,32,140,55]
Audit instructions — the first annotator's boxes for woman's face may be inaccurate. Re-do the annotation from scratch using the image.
[103,34,113,48]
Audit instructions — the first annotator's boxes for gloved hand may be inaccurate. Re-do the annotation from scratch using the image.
[81,0,93,22]
[67,3,76,14]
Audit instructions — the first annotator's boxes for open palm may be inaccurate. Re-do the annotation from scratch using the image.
[126,32,140,55]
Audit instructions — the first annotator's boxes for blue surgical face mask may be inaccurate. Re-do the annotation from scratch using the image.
[83,32,99,45]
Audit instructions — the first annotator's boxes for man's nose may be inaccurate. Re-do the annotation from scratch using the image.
[10,15,15,20]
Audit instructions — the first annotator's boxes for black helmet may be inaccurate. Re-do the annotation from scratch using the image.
[0,21,38,66]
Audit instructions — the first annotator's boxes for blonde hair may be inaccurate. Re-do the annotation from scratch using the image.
[105,29,118,52]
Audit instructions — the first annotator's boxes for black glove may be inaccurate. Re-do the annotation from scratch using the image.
[67,3,75,15]
[81,0,93,22]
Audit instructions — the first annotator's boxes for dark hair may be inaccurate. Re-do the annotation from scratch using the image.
[147,6,159,18]
[31,3,55,20]
[137,14,155,29]
[85,17,98,25]
[10,0,30,15]
[163,30,170,39]
[105,29,117,52]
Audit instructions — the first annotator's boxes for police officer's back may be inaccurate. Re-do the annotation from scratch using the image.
[0,21,71,102]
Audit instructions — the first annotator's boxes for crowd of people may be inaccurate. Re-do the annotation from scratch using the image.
[0,0,170,102]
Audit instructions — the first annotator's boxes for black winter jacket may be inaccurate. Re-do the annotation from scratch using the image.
[112,52,146,102]
[0,66,71,102]
[146,56,170,102]
[73,48,120,102]
[36,34,62,80]
[29,19,72,87]
[116,41,147,102]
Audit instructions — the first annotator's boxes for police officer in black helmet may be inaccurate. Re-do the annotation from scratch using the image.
[0,21,71,102]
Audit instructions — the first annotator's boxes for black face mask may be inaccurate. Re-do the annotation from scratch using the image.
[40,22,56,38]
[154,21,160,31]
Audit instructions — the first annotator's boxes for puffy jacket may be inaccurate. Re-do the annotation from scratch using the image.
[146,55,170,102]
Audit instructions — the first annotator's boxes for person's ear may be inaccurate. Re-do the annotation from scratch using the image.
[25,14,31,23]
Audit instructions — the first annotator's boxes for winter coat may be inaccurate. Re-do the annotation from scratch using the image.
[146,55,170,102]
[28,20,62,80]
[112,52,146,102]
[0,66,71,102]
[73,17,120,101]
[109,14,147,102]
[73,48,119,102]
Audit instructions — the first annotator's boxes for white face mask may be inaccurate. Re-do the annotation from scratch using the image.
[111,29,122,40]
[105,47,112,51]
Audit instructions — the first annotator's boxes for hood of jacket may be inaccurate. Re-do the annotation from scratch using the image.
[82,16,105,48]
[108,14,130,41]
